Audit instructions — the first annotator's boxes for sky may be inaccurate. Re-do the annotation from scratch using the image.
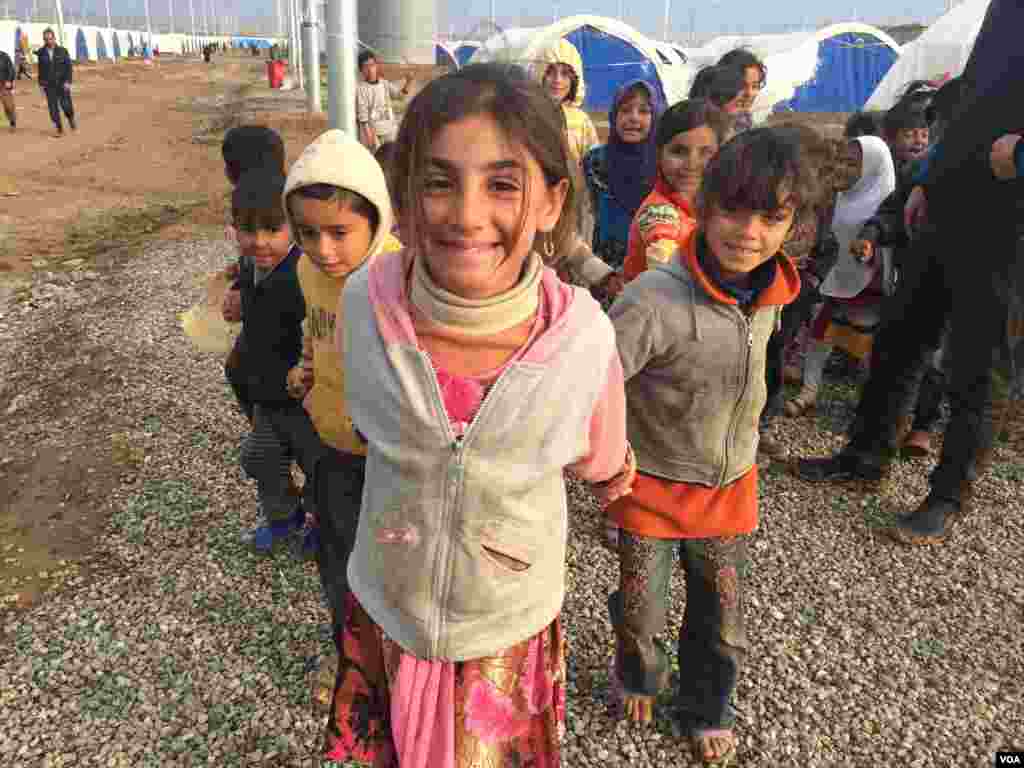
[6,0,955,41]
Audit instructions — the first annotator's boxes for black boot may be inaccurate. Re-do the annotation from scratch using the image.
[794,449,889,489]
[887,493,960,545]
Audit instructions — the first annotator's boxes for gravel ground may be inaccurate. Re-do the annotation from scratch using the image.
[1,238,1023,768]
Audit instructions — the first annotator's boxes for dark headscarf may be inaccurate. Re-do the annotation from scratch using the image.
[606,79,665,215]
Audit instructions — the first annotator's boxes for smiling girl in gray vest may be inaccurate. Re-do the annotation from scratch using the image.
[322,63,635,768]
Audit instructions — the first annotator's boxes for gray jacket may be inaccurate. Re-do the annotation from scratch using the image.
[342,252,624,660]
[610,254,795,487]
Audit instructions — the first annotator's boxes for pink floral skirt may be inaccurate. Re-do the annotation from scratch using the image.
[323,592,566,768]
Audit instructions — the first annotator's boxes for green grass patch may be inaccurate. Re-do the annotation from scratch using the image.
[112,480,209,544]
[64,196,208,262]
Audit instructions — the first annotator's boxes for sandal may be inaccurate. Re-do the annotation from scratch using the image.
[690,725,737,767]
[309,649,340,716]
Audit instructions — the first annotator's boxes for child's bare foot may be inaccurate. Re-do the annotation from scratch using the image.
[691,727,737,767]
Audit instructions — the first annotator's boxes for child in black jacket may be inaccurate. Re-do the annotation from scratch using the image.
[227,170,307,551]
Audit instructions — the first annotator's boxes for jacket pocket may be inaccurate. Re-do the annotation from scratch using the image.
[479,533,533,573]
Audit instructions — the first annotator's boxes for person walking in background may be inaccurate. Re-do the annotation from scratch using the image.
[14,46,32,81]
[0,50,15,132]
[36,28,75,137]
[355,50,411,151]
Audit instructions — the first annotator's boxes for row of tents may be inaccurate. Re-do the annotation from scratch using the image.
[0,20,278,62]
[434,0,992,116]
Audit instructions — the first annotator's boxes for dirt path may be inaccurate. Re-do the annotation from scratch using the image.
[0,54,334,610]
[1,58,240,275]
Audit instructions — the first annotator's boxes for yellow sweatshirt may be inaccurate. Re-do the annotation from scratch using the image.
[532,38,599,164]
[283,129,397,456]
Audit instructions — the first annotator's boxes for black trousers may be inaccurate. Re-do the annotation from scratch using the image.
[43,84,74,129]
[846,220,1015,499]
[765,276,820,417]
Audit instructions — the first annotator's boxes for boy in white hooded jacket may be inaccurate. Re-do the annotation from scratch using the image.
[275,129,397,711]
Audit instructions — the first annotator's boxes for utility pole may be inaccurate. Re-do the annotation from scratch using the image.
[302,0,321,112]
[325,0,356,134]
[55,0,66,46]
[143,0,152,53]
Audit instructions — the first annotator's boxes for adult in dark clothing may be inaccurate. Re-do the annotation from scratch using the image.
[36,28,75,136]
[0,50,15,131]
[796,0,1024,545]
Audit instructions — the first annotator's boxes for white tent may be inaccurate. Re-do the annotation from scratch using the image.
[694,23,901,120]
[470,16,691,110]
[0,19,239,61]
[865,0,989,110]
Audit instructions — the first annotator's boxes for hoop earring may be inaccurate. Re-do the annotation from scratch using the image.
[542,234,555,260]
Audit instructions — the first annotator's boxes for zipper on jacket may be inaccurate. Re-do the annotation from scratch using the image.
[419,350,513,658]
[719,310,753,486]
[419,350,458,659]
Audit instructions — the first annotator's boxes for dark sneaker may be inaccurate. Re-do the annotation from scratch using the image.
[247,505,304,553]
[886,495,957,545]
[68,116,76,130]
[794,451,886,490]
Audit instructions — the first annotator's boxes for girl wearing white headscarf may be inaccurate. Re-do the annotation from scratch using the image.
[787,136,896,417]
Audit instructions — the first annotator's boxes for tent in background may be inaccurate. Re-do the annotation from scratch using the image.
[454,41,480,66]
[865,0,989,110]
[696,23,900,119]
[469,16,690,111]
[435,41,458,69]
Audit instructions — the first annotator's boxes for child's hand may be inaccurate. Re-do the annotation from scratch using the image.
[595,272,625,302]
[850,239,874,264]
[592,444,636,507]
[221,288,241,322]
[904,186,927,234]
[286,366,311,399]
[990,134,1021,180]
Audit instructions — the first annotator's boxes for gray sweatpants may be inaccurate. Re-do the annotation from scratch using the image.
[240,404,298,523]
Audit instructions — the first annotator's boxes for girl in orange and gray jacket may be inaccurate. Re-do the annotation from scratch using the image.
[606,128,820,767]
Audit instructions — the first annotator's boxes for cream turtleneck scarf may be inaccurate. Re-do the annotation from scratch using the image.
[409,252,543,336]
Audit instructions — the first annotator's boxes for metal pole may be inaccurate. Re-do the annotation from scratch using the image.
[325,0,355,134]
[188,0,195,52]
[143,0,152,54]
[168,0,173,33]
[489,0,494,33]
[55,0,66,47]
[294,0,304,88]
[662,0,670,40]
[302,0,321,112]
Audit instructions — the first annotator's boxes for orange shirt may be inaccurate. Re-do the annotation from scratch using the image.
[623,178,695,283]
[610,233,800,540]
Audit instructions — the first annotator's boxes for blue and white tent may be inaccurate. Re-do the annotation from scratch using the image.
[435,41,458,68]
[697,22,901,119]
[454,41,480,66]
[469,16,690,112]
[866,0,988,110]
